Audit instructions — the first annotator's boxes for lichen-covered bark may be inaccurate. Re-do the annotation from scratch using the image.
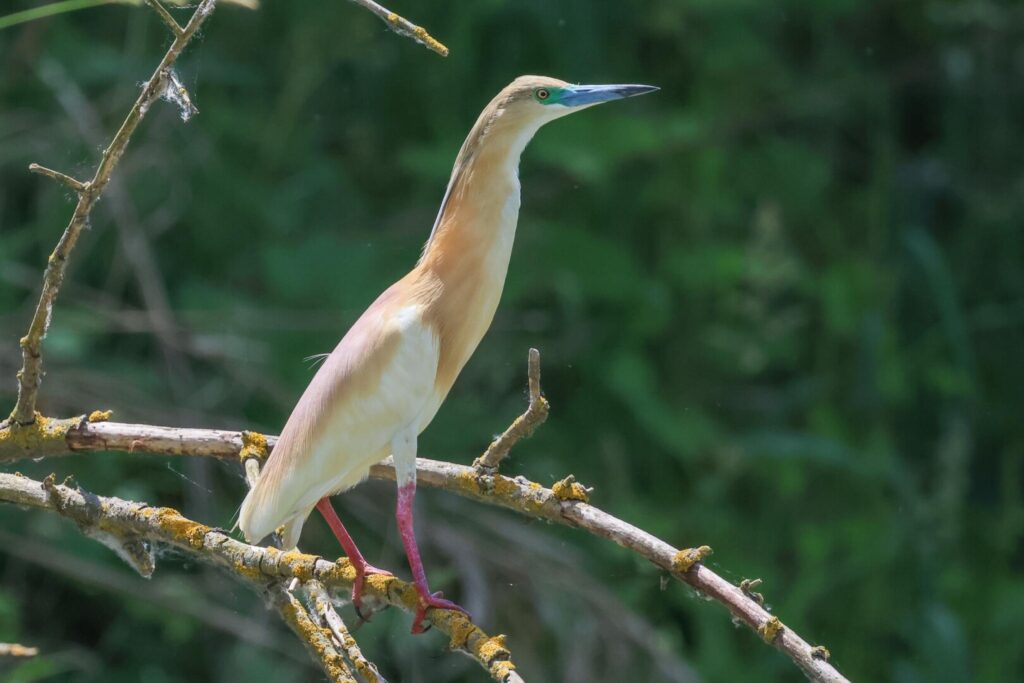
[269,584,357,683]
[306,581,387,683]
[0,472,522,682]
[0,416,847,682]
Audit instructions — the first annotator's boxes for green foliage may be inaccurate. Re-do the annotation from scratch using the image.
[1,0,1022,681]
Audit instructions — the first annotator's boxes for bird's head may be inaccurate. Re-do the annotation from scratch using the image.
[489,75,658,130]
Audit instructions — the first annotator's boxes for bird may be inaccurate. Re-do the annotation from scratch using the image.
[238,75,657,632]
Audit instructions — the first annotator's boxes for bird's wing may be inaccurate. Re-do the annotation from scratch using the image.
[238,284,439,542]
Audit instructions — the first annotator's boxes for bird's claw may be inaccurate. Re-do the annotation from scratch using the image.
[411,590,470,634]
[351,563,394,620]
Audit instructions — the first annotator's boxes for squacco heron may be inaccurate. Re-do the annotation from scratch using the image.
[238,75,657,632]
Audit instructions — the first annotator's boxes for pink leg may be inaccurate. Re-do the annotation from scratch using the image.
[315,497,392,615]
[396,482,469,634]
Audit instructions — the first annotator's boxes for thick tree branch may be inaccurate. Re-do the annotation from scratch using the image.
[7,0,217,427]
[0,472,522,682]
[0,416,847,682]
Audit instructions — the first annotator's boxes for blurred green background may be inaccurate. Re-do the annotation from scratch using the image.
[2,0,1023,681]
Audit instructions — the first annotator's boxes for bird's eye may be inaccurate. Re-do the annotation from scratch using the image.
[536,88,550,101]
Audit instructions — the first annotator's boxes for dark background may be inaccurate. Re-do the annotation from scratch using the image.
[2,1,1023,681]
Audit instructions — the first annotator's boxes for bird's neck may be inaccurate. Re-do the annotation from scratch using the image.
[418,114,542,280]
[411,112,542,396]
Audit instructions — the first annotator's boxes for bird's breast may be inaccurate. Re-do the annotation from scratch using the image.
[416,148,524,412]
[419,230,517,403]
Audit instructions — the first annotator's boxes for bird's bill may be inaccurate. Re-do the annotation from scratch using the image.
[559,83,659,107]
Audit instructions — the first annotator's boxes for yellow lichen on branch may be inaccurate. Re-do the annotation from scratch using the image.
[0,417,849,683]
[307,581,386,683]
[552,474,592,503]
[239,430,269,462]
[239,430,269,487]
[382,8,448,56]
[0,413,84,459]
[353,0,447,56]
[271,585,356,683]
[672,545,713,573]
[759,616,784,643]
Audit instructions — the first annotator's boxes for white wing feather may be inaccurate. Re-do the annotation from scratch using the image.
[238,303,438,544]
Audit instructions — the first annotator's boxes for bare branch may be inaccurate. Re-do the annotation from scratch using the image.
[474,348,549,472]
[347,0,448,56]
[27,163,89,193]
[145,0,185,36]
[8,0,217,426]
[0,415,846,682]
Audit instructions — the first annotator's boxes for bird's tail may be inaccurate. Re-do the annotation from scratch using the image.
[238,472,274,544]
[238,480,305,549]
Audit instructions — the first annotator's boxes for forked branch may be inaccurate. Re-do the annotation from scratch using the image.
[7,0,218,427]
[473,347,549,472]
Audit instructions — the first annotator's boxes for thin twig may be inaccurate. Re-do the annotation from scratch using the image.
[27,163,88,193]
[347,0,448,56]
[8,0,217,426]
[36,58,196,397]
[0,416,846,683]
[473,347,549,471]
[144,0,184,36]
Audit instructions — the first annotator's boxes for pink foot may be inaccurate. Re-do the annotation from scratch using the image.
[351,563,394,618]
[411,590,470,634]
